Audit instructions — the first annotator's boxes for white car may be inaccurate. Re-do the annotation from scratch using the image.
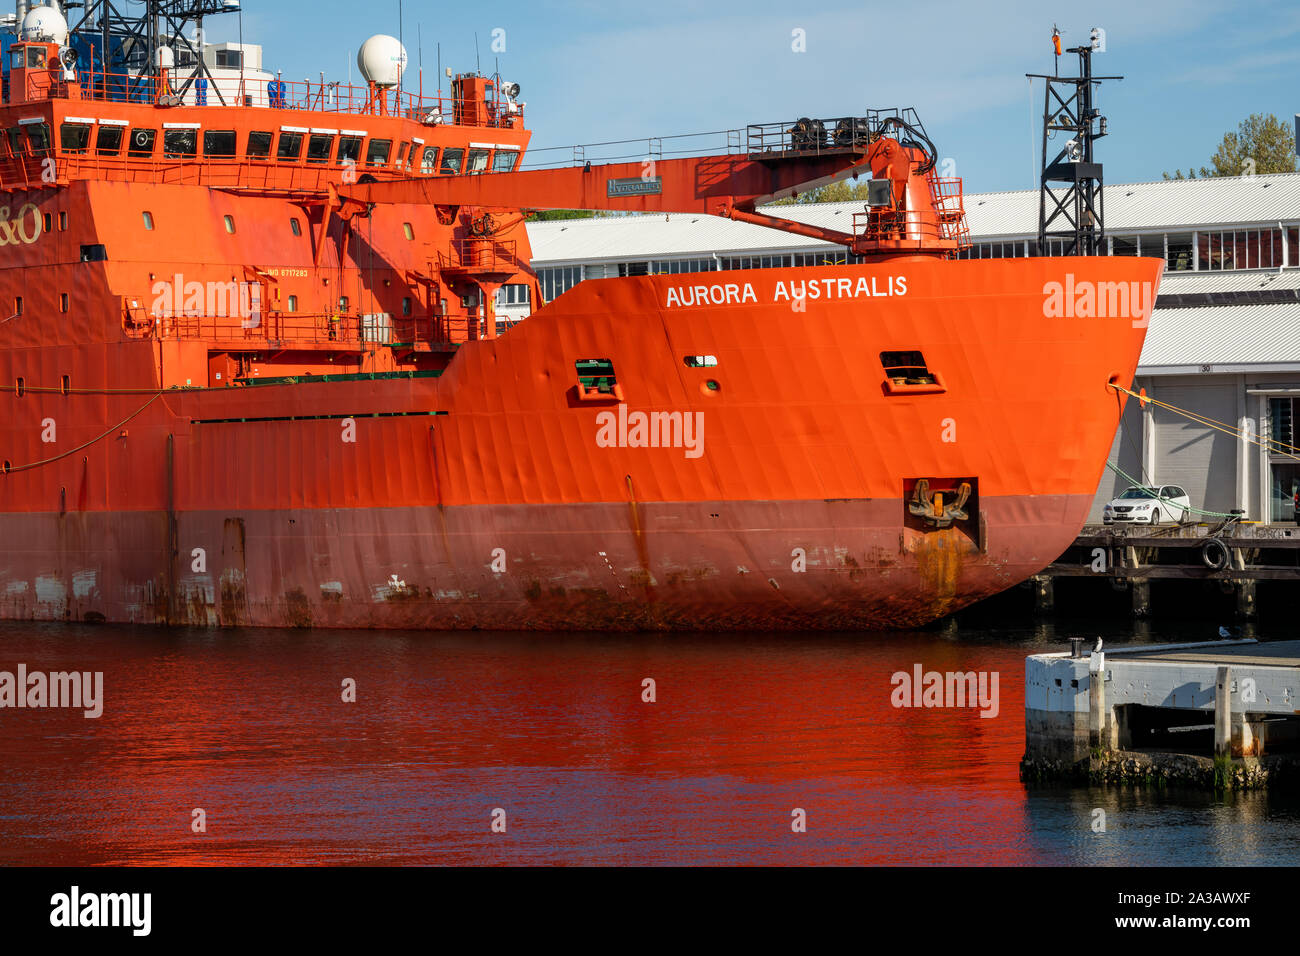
[1102,485,1191,526]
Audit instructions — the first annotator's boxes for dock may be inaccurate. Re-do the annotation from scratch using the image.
[1022,638,1300,790]
[1031,523,1300,620]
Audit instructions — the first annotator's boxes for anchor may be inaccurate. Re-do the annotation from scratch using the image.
[908,479,972,529]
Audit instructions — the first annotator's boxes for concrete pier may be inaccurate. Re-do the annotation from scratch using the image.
[1022,639,1300,789]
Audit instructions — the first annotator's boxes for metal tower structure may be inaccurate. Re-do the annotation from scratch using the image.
[65,0,243,105]
[1027,29,1122,256]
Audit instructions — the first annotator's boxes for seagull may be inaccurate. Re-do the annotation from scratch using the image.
[1218,625,1244,639]
[1093,636,1103,653]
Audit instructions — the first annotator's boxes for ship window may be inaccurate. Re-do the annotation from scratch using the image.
[440,148,463,174]
[26,47,45,69]
[575,359,618,397]
[7,49,19,70]
[204,130,237,157]
[420,146,439,174]
[247,130,273,158]
[287,295,298,312]
[402,297,412,315]
[80,244,107,262]
[306,134,335,163]
[163,128,197,158]
[95,125,123,155]
[58,211,67,230]
[290,218,302,237]
[880,350,936,385]
[337,135,363,164]
[492,149,518,173]
[224,215,236,234]
[683,355,719,368]
[60,123,92,153]
[338,296,349,312]
[128,128,156,156]
[25,123,50,153]
[14,377,24,397]
[277,131,304,160]
[397,142,410,164]
[61,375,70,395]
[466,148,490,174]
[365,139,392,166]
[60,293,68,313]
[13,298,22,316]
[7,128,21,155]
[402,222,414,240]
[142,211,154,230]
[42,213,51,233]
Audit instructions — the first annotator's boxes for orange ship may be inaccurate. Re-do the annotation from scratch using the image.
[0,3,1160,629]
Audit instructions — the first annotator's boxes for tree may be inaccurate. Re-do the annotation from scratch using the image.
[769,178,874,205]
[1163,112,1297,180]
[525,209,602,221]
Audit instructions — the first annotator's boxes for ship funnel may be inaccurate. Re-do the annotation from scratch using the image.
[357,34,407,88]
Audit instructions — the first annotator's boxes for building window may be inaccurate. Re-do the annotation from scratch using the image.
[538,265,583,301]
[143,211,154,230]
[1165,233,1194,271]
[495,284,531,306]
[653,258,716,274]
[216,49,243,68]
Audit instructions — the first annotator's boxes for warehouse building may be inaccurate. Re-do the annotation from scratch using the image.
[501,173,1300,525]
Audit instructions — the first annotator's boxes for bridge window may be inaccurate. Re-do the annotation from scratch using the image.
[306,133,335,163]
[439,148,463,175]
[128,128,156,157]
[60,123,92,153]
[420,147,439,175]
[163,128,197,158]
[492,149,519,173]
[365,138,392,166]
[7,128,21,156]
[204,130,237,157]
[26,47,46,68]
[397,142,410,166]
[25,123,50,152]
[337,135,363,165]
[466,148,490,174]
[247,130,273,158]
[276,131,303,160]
[95,125,123,155]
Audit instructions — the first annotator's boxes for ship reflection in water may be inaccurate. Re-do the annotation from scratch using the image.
[1,620,1298,866]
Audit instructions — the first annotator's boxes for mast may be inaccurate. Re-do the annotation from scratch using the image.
[1026,28,1122,256]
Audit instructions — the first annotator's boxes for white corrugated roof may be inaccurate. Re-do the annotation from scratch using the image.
[1158,270,1300,294]
[1140,303,1300,373]
[527,172,1300,263]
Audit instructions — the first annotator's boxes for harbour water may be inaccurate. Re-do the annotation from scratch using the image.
[2,615,1300,866]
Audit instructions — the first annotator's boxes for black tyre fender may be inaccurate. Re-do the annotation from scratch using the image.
[1200,538,1230,571]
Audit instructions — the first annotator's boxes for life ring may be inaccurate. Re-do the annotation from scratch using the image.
[134,130,150,148]
[1200,538,1230,571]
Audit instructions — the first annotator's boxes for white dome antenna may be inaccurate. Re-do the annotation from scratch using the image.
[357,35,407,88]
[21,4,69,46]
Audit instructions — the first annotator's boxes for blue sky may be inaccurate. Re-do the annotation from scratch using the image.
[217,0,1300,193]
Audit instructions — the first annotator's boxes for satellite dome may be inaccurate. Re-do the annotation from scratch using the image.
[357,35,407,88]
[21,4,69,46]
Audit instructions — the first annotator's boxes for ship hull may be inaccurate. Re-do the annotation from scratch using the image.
[0,256,1160,630]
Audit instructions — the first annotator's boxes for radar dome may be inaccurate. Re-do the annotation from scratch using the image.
[357,35,407,88]
[21,4,69,46]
